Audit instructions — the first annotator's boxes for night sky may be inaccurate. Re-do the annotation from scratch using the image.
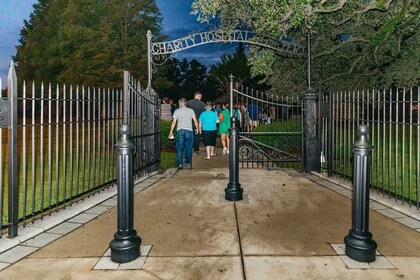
[0,0,237,88]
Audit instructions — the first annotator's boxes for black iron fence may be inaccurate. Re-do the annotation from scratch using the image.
[0,65,160,238]
[230,82,303,169]
[320,86,420,208]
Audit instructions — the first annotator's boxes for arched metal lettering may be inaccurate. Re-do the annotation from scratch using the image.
[151,30,306,57]
[146,29,308,90]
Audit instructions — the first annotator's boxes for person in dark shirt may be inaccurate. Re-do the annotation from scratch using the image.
[187,91,206,154]
[169,98,177,116]
[247,102,262,129]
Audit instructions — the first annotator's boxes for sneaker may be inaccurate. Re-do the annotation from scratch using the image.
[185,163,192,170]
[227,149,230,155]
[178,164,183,169]
[223,147,227,155]
[194,151,200,155]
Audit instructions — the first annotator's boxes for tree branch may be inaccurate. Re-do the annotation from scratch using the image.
[314,0,347,13]
[313,37,371,59]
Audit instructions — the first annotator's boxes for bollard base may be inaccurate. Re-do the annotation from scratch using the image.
[110,230,141,263]
[344,229,377,263]
[225,183,243,201]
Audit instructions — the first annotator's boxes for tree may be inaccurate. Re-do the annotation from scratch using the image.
[15,0,162,88]
[209,43,269,97]
[156,57,220,101]
[209,43,249,94]
[192,0,420,94]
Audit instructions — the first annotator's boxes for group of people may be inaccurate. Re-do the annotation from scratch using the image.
[167,91,281,169]
[168,92,231,169]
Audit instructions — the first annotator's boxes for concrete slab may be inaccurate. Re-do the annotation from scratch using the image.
[0,245,38,263]
[369,256,396,269]
[394,217,420,229]
[99,197,117,207]
[94,246,152,270]
[21,233,62,248]
[2,160,420,279]
[0,262,10,271]
[339,255,372,269]
[84,205,113,215]
[67,213,98,224]
[370,201,389,210]
[244,256,419,280]
[46,222,83,235]
[377,209,407,219]
[0,256,242,280]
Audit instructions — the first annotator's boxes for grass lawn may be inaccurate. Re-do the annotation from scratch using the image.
[160,151,177,171]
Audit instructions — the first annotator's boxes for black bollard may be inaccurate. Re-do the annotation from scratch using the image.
[225,116,243,201]
[344,125,377,262]
[110,124,141,263]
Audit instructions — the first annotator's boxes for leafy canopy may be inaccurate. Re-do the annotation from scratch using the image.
[15,0,162,88]
[192,0,420,95]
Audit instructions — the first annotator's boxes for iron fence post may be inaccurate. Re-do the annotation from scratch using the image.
[301,87,318,172]
[110,124,141,263]
[327,90,333,176]
[7,61,18,238]
[225,116,243,201]
[344,125,377,262]
[147,30,152,91]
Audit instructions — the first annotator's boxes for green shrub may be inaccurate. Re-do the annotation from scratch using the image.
[160,120,176,150]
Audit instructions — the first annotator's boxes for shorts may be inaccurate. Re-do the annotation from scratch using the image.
[202,130,217,146]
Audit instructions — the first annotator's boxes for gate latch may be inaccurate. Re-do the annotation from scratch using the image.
[0,98,10,128]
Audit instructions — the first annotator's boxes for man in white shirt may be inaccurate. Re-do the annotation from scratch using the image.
[169,98,199,169]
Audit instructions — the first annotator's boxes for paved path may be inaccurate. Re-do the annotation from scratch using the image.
[0,146,420,279]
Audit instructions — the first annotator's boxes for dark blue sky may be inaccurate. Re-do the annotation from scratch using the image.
[157,0,237,66]
[0,0,237,88]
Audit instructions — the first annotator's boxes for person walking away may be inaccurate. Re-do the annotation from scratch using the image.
[218,102,231,155]
[214,103,222,114]
[169,98,198,169]
[187,92,206,154]
[232,103,242,131]
[247,102,262,130]
[199,102,219,160]
[169,98,177,117]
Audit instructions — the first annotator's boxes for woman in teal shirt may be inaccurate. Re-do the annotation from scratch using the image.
[199,102,220,160]
[218,102,231,155]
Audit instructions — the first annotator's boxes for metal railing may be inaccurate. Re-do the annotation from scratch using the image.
[320,87,420,208]
[0,65,160,237]
[231,83,303,169]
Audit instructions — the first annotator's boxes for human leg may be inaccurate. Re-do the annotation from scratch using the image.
[221,134,227,154]
[210,146,215,156]
[176,129,185,166]
[210,130,217,156]
[184,130,194,165]
[226,134,230,154]
[193,132,201,153]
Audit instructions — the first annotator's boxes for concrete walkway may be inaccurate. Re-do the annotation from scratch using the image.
[0,146,420,279]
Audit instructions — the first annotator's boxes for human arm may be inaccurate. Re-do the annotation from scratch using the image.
[199,121,203,134]
[169,118,177,138]
[192,115,199,134]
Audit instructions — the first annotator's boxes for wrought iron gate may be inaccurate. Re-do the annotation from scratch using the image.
[229,78,303,169]
[0,64,160,238]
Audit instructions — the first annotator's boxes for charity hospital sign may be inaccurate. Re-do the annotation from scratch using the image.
[150,30,307,58]
[146,29,308,89]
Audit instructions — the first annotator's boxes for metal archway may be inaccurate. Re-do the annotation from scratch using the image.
[146,28,310,90]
